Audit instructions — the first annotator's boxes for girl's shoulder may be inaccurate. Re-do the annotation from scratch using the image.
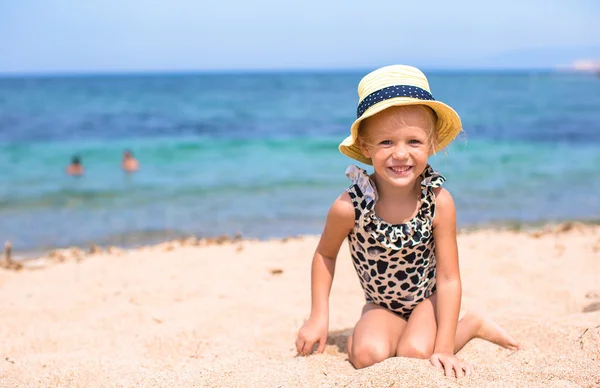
[325,191,356,235]
[432,186,453,205]
[332,191,355,214]
[431,187,456,228]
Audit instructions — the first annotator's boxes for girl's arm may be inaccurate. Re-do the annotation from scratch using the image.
[296,191,355,355]
[431,188,462,355]
[311,191,355,317]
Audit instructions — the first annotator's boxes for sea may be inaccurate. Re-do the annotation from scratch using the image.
[0,70,599,256]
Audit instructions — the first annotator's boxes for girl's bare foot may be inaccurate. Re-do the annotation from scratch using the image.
[462,311,521,351]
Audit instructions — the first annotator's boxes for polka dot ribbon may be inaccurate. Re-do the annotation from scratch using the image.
[356,85,435,119]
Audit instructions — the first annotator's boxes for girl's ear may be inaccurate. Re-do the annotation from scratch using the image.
[428,134,438,156]
[358,137,371,159]
[428,144,435,157]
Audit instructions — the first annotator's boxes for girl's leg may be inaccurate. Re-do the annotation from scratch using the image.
[454,310,521,352]
[395,294,438,358]
[396,294,521,358]
[347,303,408,369]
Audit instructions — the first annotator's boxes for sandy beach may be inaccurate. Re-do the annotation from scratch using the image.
[1,224,599,387]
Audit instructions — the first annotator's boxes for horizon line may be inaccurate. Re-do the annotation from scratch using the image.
[0,66,582,79]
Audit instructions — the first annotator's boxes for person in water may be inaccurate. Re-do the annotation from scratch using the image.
[121,150,140,173]
[66,155,84,176]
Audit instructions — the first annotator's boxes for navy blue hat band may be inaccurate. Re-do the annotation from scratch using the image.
[357,85,434,119]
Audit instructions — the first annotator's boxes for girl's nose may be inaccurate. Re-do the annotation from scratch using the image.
[392,145,409,160]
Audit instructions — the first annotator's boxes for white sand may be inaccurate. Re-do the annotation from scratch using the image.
[1,225,599,387]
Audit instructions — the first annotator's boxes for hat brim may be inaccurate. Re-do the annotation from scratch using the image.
[339,98,463,165]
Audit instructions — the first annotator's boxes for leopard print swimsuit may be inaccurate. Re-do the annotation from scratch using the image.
[345,164,445,319]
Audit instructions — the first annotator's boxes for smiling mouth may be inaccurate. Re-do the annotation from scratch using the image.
[388,165,413,175]
[389,165,412,172]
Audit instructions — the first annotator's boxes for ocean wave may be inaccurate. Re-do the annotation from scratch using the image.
[0,177,341,211]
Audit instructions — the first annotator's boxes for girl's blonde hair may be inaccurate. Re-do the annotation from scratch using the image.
[358,105,439,153]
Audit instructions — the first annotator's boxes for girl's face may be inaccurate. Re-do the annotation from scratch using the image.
[359,105,434,189]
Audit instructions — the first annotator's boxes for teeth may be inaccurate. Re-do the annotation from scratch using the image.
[390,166,411,172]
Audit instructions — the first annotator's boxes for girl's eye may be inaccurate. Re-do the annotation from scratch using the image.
[409,139,423,145]
[379,140,393,146]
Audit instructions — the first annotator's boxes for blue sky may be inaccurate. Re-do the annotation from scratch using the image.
[0,0,598,73]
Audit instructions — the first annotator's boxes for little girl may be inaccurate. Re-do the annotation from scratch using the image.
[295,65,520,378]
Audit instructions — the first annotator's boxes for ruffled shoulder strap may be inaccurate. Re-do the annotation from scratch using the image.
[420,165,446,189]
[345,165,378,211]
[419,165,446,221]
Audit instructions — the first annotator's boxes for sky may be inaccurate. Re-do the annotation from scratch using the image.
[0,0,598,74]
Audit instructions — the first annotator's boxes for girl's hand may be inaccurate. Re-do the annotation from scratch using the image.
[295,316,328,356]
[429,353,473,378]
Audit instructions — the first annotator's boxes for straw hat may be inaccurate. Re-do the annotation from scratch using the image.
[339,65,462,165]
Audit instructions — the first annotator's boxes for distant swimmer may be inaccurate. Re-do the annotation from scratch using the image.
[66,155,84,176]
[121,149,139,173]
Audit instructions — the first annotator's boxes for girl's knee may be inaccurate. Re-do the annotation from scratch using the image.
[349,338,392,369]
[396,339,433,359]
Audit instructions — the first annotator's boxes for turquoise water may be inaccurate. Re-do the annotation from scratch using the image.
[0,71,599,254]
